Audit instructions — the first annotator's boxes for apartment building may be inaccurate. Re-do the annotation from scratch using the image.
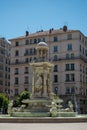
[10,26,87,113]
[0,37,10,98]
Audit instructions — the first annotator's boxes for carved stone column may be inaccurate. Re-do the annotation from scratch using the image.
[43,71,47,97]
[49,67,53,97]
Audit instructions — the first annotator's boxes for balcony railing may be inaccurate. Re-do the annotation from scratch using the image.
[10,55,87,65]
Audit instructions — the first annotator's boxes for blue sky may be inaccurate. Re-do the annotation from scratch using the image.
[0,0,87,39]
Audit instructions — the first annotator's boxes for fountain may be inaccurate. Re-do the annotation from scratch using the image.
[9,42,76,117]
[21,42,54,116]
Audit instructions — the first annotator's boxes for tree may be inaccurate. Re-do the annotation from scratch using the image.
[14,91,31,107]
[0,93,9,114]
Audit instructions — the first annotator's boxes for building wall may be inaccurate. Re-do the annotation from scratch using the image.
[10,28,87,113]
[0,37,10,98]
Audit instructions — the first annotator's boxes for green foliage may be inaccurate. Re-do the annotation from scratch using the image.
[0,93,9,114]
[14,91,31,107]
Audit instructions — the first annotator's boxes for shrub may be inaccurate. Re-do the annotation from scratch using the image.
[0,93,9,114]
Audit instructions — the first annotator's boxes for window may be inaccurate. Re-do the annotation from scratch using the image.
[83,66,85,73]
[24,67,28,74]
[15,68,19,74]
[66,54,69,59]
[15,50,19,56]
[67,44,72,50]
[54,86,58,95]
[15,77,19,84]
[66,74,69,81]
[85,50,87,56]
[80,74,82,82]
[15,41,19,46]
[30,39,32,44]
[8,68,10,72]
[0,57,3,62]
[30,57,32,62]
[54,65,58,72]
[54,75,58,83]
[0,80,3,85]
[15,59,19,64]
[6,59,7,64]
[34,39,37,44]
[71,74,75,81]
[25,58,29,63]
[66,87,75,94]
[5,81,7,86]
[30,48,33,54]
[80,65,82,71]
[25,88,28,91]
[15,89,18,96]
[86,68,87,74]
[67,34,72,40]
[53,55,58,61]
[83,47,84,54]
[5,66,7,71]
[66,87,70,94]
[0,65,3,70]
[53,46,58,52]
[42,38,45,42]
[25,49,29,55]
[66,64,69,71]
[71,87,75,94]
[86,77,87,83]
[54,36,58,42]
[83,76,85,83]
[66,74,75,82]
[34,57,36,61]
[71,53,74,58]
[80,45,81,52]
[25,40,29,45]
[8,75,10,79]
[5,74,7,79]
[71,64,75,70]
[0,72,3,78]
[65,64,75,71]
[34,48,36,54]
[38,38,41,43]
[24,76,29,84]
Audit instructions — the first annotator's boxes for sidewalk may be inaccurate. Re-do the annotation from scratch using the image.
[0,123,87,130]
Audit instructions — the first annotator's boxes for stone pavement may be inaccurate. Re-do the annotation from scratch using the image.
[0,123,87,130]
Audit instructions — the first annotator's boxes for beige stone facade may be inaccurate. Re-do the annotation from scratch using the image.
[10,26,87,113]
[0,37,10,98]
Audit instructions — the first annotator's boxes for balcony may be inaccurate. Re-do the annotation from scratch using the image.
[14,72,19,75]
[24,71,29,74]
[24,52,36,56]
[24,82,29,84]
[10,55,87,65]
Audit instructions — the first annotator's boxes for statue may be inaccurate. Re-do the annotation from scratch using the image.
[8,100,13,116]
[68,101,74,112]
[34,73,43,96]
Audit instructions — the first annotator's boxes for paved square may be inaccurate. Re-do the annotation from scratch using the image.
[0,123,87,130]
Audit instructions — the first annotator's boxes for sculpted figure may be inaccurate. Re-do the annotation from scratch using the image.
[34,73,43,96]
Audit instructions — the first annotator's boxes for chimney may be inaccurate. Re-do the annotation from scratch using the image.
[63,25,67,32]
[25,31,29,36]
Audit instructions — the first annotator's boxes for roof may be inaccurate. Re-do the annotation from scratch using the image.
[9,28,80,41]
[37,42,48,46]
